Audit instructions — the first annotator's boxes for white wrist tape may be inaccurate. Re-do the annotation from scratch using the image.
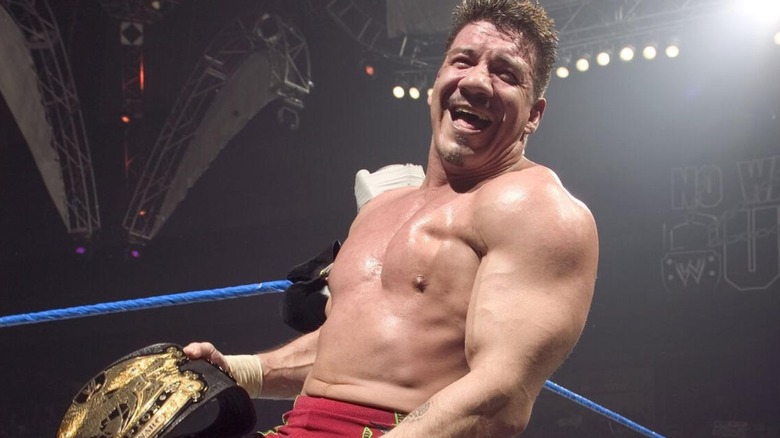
[354,164,425,211]
[223,354,264,398]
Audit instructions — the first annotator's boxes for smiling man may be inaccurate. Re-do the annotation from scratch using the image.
[185,0,598,436]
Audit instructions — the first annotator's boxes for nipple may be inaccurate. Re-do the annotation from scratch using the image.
[413,274,428,293]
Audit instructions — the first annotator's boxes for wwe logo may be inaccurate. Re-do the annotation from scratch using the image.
[662,250,721,293]
[674,258,705,286]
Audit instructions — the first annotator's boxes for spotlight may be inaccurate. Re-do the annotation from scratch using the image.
[595,50,611,66]
[359,58,378,79]
[734,0,780,25]
[408,86,421,100]
[392,85,405,99]
[256,13,280,41]
[575,56,590,72]
[555,66,570,78]
[665,43,680,58]
[775,30,780,45]
[619,45,635,62]
[121,115,131,124]
[276,105,300,131]
[72,241,92,260]
[125,242,145,261]
[642,45,658,60]
[73,243,92,259]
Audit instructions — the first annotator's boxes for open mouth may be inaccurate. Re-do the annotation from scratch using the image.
[451,107,492,131]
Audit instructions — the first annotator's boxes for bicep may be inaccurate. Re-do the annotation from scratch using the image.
[465,200,597,390]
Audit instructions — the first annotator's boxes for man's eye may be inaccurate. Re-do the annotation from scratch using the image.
[499,72,518,83]
[451,58,471,67]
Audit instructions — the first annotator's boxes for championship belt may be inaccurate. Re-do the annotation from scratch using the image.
[57,343,256,438]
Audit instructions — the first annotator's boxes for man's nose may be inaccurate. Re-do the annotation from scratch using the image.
[459,64,493,101]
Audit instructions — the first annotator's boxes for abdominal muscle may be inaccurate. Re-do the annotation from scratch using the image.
[300,188,480,413]
[302,286,470,413]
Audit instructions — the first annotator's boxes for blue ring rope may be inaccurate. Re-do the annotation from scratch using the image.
[543,380,664,437]
[0,280,291,328]
[0,280,664,437]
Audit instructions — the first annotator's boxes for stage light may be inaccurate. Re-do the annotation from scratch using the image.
[72,239,93,260]
[642,45,658,60]
[125,242,145,261]
[665,44,680,58]
[735,0,780,25]
[392,85,405,99]
[408,86,421,100]
[121,115,131,124]
[595,50,611,66]
[619,45,635,62]
[359,58,377,79]
[139,58,145,91]
[256,13,280,41]
[555,66,570,78]
[575,56,590,72]
[276,105,300,131]
[775,30,780,45]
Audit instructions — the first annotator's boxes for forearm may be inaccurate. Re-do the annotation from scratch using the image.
[253,330,320,399]
[385,369,534,437]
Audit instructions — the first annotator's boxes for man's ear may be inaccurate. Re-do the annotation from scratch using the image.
[524,97,546,135]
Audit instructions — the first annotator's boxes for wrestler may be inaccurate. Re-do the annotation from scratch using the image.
[185,0,598,436]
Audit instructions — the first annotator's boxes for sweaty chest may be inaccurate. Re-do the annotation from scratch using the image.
[329,194,481,300]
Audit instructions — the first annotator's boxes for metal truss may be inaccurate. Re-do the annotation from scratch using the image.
[325,0,444,68]
[0,0,100,238]
[97,0,183,23]
[123,11,312,242]
[260,13,314,107]
[96,1,183,190]
[118,36,145,189]
[326,0,727,70]
[546,0,726,53]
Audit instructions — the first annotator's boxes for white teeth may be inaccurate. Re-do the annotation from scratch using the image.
[453,106,490,122]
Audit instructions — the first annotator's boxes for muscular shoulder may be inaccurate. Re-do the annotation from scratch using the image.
[473,165,597,258]
[350,186,418,229]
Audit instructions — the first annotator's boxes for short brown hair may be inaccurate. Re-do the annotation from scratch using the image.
[446,0,558,100]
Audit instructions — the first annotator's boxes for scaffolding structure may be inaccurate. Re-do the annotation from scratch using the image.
[122,11,312,242]
[0,0,100,239]
[326,0,726,69]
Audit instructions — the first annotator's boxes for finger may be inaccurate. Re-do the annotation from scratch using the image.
[183,342,216,359]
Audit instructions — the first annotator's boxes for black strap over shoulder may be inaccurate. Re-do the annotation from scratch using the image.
[58,343,256,438]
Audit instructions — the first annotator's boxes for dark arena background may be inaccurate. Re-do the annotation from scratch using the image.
[1,0,779,436]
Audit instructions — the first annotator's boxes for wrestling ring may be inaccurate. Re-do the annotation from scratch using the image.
[1,280,665,437]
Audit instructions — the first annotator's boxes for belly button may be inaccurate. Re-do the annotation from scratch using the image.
[413,275,428,293]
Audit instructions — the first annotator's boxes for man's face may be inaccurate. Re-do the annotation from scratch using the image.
[430,21,545,173]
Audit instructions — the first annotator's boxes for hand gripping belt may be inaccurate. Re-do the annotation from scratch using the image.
[57,343,256,438]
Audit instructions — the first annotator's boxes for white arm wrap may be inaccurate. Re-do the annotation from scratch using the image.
[223,354,264,398]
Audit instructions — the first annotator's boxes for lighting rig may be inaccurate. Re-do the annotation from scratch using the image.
[329,0,779,99]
